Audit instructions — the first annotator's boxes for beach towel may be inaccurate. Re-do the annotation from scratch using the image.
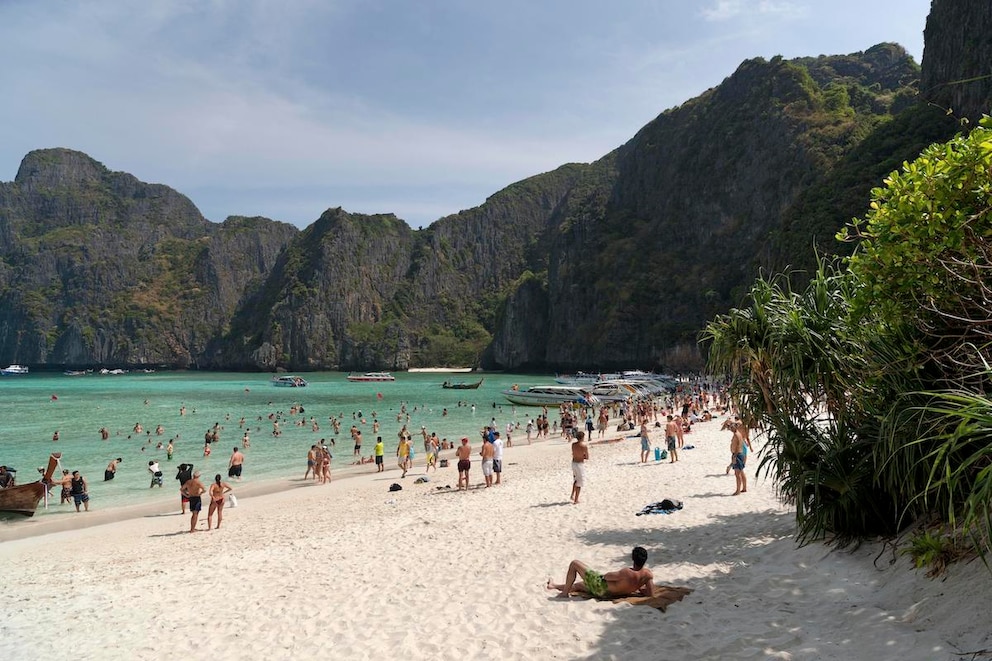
[636,499,683,515]
[571,585,693,612]
[612,585,693,611]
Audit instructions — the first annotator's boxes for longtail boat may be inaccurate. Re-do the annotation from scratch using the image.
[442,378,484,390]
[0,452,61,516]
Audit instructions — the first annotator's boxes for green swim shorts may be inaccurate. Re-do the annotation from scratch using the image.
[584,569,607,598]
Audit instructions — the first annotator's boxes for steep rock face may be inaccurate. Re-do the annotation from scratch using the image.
[208,208,416,370]
[487,48,920,370]
[0,150,296,367]
[921,0,992,124]
[6,2,992,373]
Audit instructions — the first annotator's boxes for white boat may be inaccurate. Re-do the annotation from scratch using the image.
[99,368,128,375]
[347,372,396,382]
[408,367,473,373]
[586,381,642,402]
[501,385,596,407]
[554,371,602,385]
[1,364,29,375]
[271,375,308,387]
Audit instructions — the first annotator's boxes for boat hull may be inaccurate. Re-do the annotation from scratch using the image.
[271,376,308,387]
[501,388,591,407]
[442,378,484,390]
[0,482,46,516]
[0,453,60,516]
[347,373,395,382]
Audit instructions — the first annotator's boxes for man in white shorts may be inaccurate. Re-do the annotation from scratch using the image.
[571,431,589,504]
[480,436,495,487]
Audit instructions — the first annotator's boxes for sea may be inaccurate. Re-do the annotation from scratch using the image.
[0,370,547,519]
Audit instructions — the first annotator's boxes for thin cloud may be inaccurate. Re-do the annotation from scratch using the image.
[702,0,806,22]
[0,0,930,229]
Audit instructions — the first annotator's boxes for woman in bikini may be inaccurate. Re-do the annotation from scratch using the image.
[207,474,233,530]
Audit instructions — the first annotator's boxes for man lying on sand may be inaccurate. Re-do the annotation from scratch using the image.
[547,546,655,598]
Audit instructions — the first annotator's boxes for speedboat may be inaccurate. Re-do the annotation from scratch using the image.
[1,364,28,375]
[501,385,596,407]
[271,375,308,387]
[554,371,601,385]
[347,372,396,382]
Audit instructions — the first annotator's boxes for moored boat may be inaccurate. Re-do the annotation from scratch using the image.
[501,384,595,407]
[1,364,29,375]
[347,372,396,382]
[409,367,473,373]
[271,375,308,387]
[0,452,62,516]
[442,378,484,390]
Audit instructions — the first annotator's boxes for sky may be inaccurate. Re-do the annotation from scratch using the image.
[0,0,934,229]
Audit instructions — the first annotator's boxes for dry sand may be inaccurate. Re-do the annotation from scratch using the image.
[1,416,989,660]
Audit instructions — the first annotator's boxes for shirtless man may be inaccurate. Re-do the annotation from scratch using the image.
[228,447,244,481]
[480,436,495,488]
[455,437,472,490]
[730,423,747,496]
[547,546,655,599]
[571,431,589,504]
[305,445,318,480]
[180,470,206,532]
[104,457,122,481]
[664,416,680,463]
[57,469,72,504]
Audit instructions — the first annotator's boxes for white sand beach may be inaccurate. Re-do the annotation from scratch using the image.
[1,416,989,660]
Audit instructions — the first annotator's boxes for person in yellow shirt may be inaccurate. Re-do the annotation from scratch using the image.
[396,436,410,478]
[374,437,385,473]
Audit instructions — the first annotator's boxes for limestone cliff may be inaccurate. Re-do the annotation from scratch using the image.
[920,0,992,124]
[0,149,296,367]
[1,1,989,372]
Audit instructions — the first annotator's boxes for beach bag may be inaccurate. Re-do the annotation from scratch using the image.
[228,494,238,508]
[388,483,403,492]
[439,459,449,468]
[659,498,682,511]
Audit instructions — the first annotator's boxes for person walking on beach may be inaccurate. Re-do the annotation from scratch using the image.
[546,546,655,598]
[397,434,411,478]
[180,470,206,533]
[571,431,589,504]
[70,470,90,512]
[426,435,440,473]
[639,421,651,463]
[374,437,385,472]
[229,446,244,481]
[320,446,332,484]
[207,474,233,530]
[305,445,318,480]
[492,431,504,485]
[455,437,472,490]
[730,424,747,496]
[104,457,122,481]
[664,416,679,463]
[480,435,495,488]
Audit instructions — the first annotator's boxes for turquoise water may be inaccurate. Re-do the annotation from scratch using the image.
[0,371,545,518]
